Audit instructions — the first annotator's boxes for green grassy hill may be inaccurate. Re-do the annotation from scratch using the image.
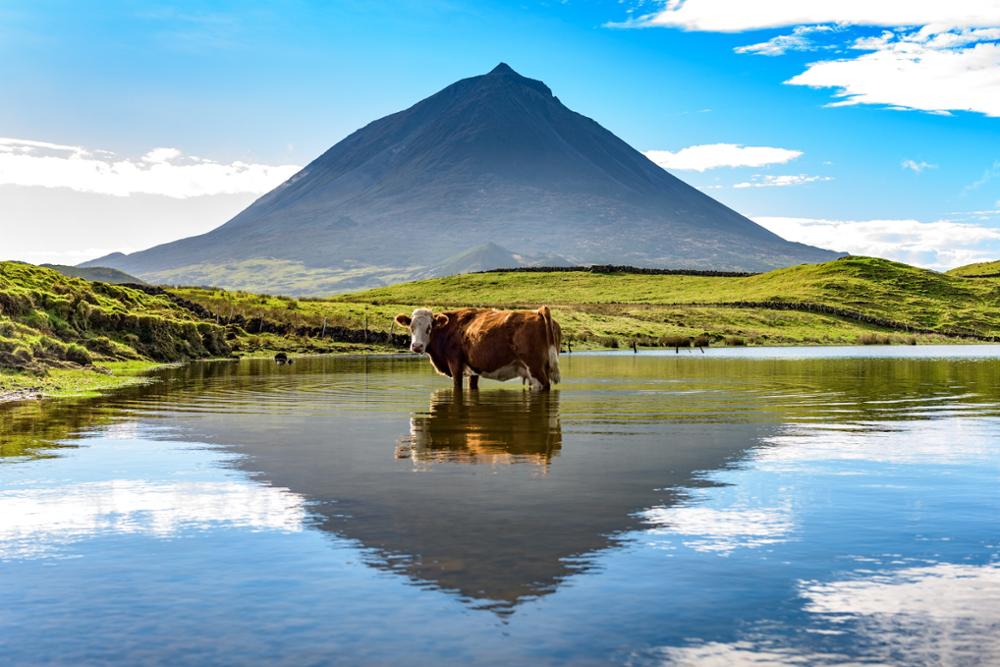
[41,263,147,285]
[948,259,1000,278]
[0,261,230,374]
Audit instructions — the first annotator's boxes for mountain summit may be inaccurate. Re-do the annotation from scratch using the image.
[85,64,841,294]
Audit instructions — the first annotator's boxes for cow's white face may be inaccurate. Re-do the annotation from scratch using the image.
[395,308,448,354]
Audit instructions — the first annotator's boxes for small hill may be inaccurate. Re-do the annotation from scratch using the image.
[0,262,229,373]
[41,264,146,285]
[948,260,1000,278]
[83,63,840,293]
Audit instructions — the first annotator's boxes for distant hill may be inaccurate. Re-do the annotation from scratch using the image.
[41,263,146,285]
[947,260,1000,278]
[83,63,841,294]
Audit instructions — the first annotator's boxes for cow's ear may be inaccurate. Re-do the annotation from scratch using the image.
[395,314,412,327]
[433,314,449,328]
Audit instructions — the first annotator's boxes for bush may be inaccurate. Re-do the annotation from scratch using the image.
[725,336,747,347]
[858,333,892,345]
[661,335,691,349]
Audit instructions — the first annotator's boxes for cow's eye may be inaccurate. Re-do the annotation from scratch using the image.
[426,326,431,334]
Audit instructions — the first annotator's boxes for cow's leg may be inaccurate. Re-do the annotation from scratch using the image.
[448,358,465,391]
[469,375,480,391]
[522,357,550,391]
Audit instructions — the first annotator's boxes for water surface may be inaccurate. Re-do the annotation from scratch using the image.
[2,349,1000,665]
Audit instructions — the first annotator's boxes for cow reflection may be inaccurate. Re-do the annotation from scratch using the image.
[395,389,561,466]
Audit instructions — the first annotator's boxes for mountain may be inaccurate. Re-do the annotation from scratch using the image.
[84,63,841,294]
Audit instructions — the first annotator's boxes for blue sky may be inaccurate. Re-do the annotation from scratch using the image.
[1,1,998,269]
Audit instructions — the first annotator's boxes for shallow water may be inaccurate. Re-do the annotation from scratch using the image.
[2,349,1000,666]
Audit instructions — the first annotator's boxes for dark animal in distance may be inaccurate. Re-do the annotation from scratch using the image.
[274,352,292,364]
[395,306,562,391]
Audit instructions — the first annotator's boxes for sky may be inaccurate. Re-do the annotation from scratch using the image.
[1,0,999,270]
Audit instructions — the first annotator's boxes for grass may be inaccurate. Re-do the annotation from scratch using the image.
[0,360,163,400]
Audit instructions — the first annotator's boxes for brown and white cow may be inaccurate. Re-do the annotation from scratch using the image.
[394,306,562,390]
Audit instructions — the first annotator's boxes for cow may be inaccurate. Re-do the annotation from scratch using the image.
[394,306,562,391]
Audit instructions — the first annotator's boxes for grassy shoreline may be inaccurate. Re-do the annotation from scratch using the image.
[6,255,1000,407]
[0,360,166,403]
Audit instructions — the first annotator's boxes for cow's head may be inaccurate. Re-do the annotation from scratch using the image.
[395,308,449,354]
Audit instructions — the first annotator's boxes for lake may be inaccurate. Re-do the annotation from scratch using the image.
[3,348,1000,666]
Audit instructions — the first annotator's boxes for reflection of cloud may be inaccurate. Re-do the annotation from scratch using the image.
[802,563,1000,664]
[650,641,833,666]
[643,564,1000,665]
[0,480,305,559]
[641,501,793,554]
[759,419,996,466]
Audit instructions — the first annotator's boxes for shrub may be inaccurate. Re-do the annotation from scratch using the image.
[661,335,691,349]
[725,336,747,346]
[858,333,892,345]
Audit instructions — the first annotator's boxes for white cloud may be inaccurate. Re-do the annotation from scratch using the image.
[965,159,1000,192]
[142,146,183,163]
[755,215,1000,270]
[787,30,1000,117]
[644,143,802,172]
[0,136,301,198]
[625,1,1000,32]
[616,3,1000,118]
[901,159,937,173]
[734,174,831,188]
[734,25,835,56]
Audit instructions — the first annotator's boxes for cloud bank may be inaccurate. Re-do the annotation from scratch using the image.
[628,2,1000,32]
[622,2,1000,117]
[644,143,802,171]
[755,215,1000,270]
[0,137,301,198]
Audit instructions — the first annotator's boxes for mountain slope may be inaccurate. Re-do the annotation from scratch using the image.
[85,63,841,293]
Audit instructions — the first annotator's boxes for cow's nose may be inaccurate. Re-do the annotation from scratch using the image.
[411,344,423,353]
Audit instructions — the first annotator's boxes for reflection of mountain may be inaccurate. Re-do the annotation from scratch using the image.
[395,390,561,466]
[164,380,774,610]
